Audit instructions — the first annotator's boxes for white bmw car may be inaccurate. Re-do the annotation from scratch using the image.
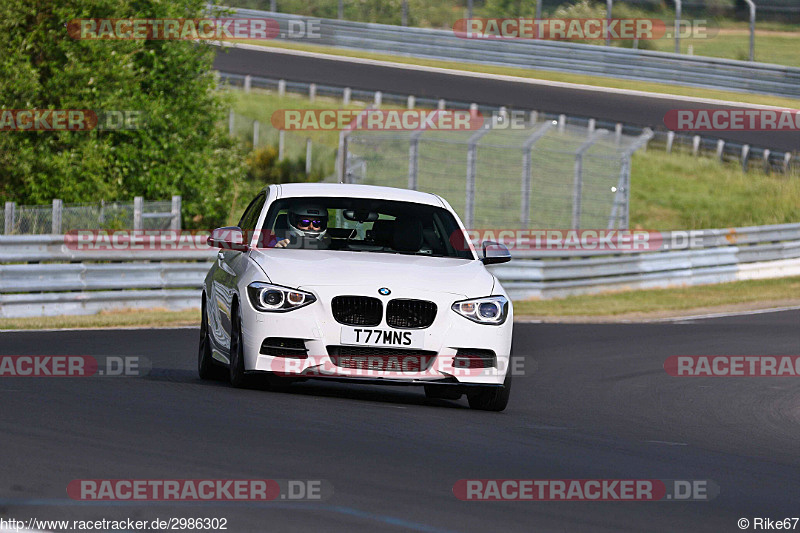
[199,183,514,411]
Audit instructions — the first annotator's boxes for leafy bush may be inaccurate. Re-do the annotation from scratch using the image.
[0,0,248,229]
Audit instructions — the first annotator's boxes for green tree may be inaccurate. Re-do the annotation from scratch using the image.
[0,0,247,228]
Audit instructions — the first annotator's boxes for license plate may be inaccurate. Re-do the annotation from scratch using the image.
[340,327,423,349]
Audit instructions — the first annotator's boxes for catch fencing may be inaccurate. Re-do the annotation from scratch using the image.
[341,118,652,230]
[1,222,799,317]
[1,197,181,235]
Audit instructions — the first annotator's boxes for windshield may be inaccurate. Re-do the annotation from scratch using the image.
[258,196,473,260]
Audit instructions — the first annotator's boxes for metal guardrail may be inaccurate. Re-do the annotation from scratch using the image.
[2,223,800,317]
[227,7,800,99]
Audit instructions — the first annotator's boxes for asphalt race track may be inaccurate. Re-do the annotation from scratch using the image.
[1,310,798,532]
[213,46,800,153]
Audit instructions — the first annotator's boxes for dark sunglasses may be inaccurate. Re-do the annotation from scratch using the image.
[297,218,324,229]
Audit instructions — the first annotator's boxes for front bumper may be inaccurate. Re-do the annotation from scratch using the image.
[240,285,513,385]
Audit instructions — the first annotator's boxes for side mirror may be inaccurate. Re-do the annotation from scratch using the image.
[481,241,511,265]
[207,226,248,252]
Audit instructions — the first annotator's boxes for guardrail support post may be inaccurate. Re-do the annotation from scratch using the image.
[408,95,416,109]
[374,91,382,107]
[558,114,566,133]
[343,87,351,105]
[666,131,675,153]
[278,79,286,97]
[783,152,792,173]
[530,110,539,125]
[742,144,750,172]
[51,199,62,234]
[572,130,608,229]
[309,83,316,102]
[588,118,596,133]
[438,99,446,110]
[253,120,260,147]
[466,126,491,229]
[716,139,725,161]
[521,121,554,227]
[615,123,622,145]
[692,135,701,156]
[763,149,771,173]
[306,138,313,175]
[4,202,15,235]
[133,197,143,231]
[170,196,181,231]
[244,75,251,93]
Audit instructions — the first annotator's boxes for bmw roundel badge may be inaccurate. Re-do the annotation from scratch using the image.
[378,287,391,296]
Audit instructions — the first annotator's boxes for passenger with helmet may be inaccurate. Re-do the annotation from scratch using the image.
[273,203,331,249]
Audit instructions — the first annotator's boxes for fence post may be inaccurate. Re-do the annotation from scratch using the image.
[465,126,491,229]
[572,130,608,229]
[270,0,276,12]
[605,0,613,47]
[170,196,182,231]
[133,197,143,231]
[402,0,408,26]
[520,121,554,227]
[4,202,15,235]
[244,75,251,93]
[343,87,351,105]
[309,83,316,102]
[338,0,343,19]
[743,0,756,61]
[673,0,682,54]
[666,131,675,153]
[51,199,63,234]
[305,138,312,175]
[228,109,234,136]
[408,130,424,190]
[337,131,349,183]
[253,120,260,147]
[278,130,285,161]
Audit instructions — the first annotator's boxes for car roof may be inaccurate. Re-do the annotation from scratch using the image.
[272,183,445,208]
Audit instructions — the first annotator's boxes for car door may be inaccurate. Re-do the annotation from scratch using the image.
[212,192,267,356]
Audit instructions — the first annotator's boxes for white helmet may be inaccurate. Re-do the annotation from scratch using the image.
[287,203,328,242]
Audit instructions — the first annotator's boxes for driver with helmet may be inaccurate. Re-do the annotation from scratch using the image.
[273,203,331,249]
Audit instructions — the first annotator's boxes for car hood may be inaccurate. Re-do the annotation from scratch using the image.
[249,249,494,297]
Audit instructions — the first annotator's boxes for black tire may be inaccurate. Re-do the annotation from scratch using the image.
[467,374,512,412]
[228,304,250,388]
[198,296,224,380]
[424,385,463,400]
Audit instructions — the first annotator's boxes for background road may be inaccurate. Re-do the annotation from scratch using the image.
[213,46,800,152]
[1,311,799,532]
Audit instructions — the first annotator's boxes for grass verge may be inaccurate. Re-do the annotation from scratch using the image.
[0,308,200,331]
[226,40,800,109]
[513,276,800,319]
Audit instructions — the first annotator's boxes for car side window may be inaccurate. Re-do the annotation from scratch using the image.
[238,193,266,233]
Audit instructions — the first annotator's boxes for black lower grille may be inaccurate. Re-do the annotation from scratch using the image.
[327,346,437,372]
[260,337,308,358]
[386,299,437,329]
[331,296,383,326]
[453,349,496,369]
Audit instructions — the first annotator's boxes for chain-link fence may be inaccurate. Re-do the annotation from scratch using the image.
[342,120,652,230]
[228,110,338,178]
[1,197,181,235]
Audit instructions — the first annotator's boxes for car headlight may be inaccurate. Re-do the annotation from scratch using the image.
[247,282,316,312]
[451,296,509,325]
